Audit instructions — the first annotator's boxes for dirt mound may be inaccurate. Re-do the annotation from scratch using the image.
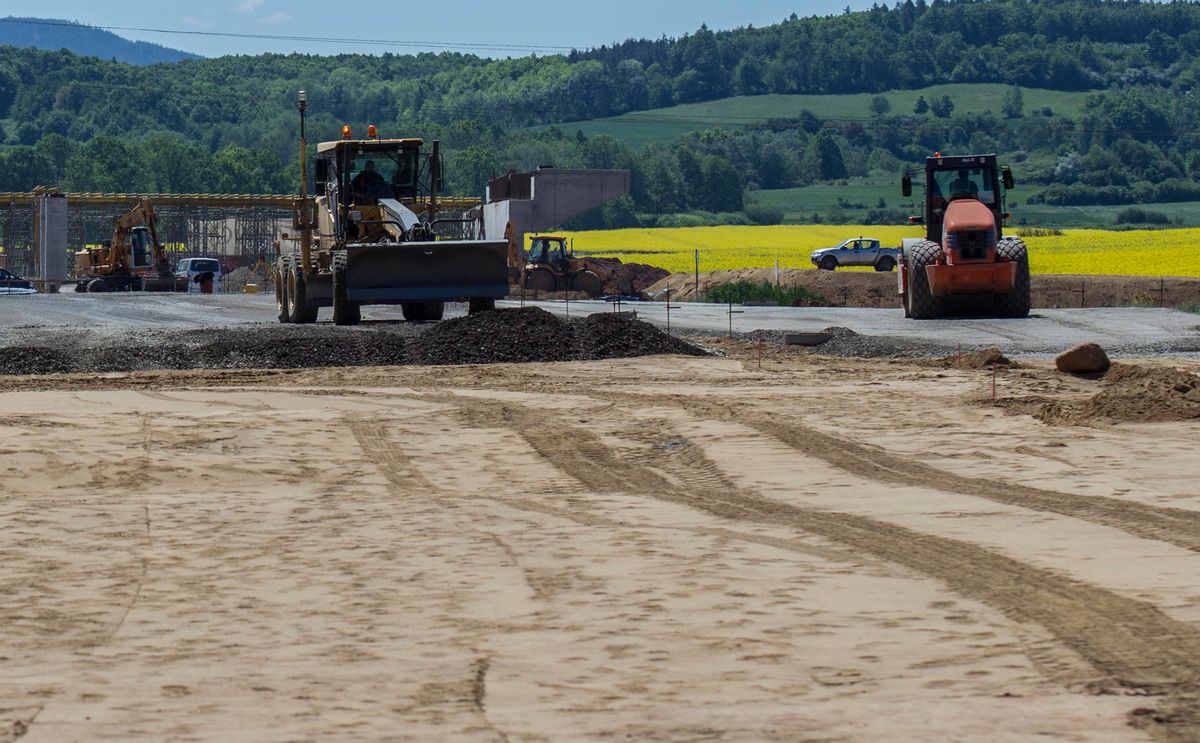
[573,312,707,360]
[584,258,670,298]
[414,308,706,365]
[1038,363,1200,424]
[509,259,670,300]
[0,309,706,376]
[938,348,1014,370]
[645,269,1200,309]
[411,307,576,365]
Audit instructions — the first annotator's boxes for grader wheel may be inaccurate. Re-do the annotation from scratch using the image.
[275,256,291,324]
[331,252,361,326]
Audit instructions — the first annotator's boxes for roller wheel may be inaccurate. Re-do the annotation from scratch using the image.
[524,267,557,292]
[402,301,445,322]
[331,252,361,326]
[468,298,495,314]
[820,256,838,271]
[905,239,945,320]
[275,256,291,324]
[995,237,1032,318]
[86,278,108,293]
[570,269,604,297]
[287,257,318,324]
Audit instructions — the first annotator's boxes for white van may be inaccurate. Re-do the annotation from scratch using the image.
[175,257,222,293]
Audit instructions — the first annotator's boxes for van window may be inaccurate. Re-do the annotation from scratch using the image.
[190,259,220,273]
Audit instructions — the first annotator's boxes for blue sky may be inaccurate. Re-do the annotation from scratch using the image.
[9,1,876,57]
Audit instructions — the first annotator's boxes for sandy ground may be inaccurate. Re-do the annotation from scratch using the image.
[3,351,1200,741]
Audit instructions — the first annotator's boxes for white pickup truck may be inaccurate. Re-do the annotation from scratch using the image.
[810,237,900,272]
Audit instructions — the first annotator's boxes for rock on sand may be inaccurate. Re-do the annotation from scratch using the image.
[1055,342,1110,375]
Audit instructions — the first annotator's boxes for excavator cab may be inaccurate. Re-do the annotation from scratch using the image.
[128,227,155,270]
[526,235,571,269]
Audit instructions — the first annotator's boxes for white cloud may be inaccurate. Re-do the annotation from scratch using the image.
[180,15,214,30]
[234,0,266,14]
[262,11,291,24]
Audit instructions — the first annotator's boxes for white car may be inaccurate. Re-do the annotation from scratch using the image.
[810,237,900,272]
[175,257,222,293]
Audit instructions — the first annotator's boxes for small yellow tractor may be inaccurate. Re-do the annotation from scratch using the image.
[521,235,605,297]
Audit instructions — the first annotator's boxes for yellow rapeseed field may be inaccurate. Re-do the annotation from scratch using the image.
[563,225,1200,277]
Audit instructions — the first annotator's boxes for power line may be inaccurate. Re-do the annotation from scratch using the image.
[0,17,580,55]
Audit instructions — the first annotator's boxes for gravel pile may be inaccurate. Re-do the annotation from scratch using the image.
[410,307,576,365]
[710,326,956,358]
[0,308,706,376]
[574,312,706,360]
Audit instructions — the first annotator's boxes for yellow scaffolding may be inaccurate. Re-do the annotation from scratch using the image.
[0,191,483,211]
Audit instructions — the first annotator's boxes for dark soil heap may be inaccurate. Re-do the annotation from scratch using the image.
[413,308,706,365]
[574,312,706,360]
[411,307,576,365]
[1038,363,1200,424]
[0,308,706,376]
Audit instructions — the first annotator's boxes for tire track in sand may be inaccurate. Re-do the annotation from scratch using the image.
[450,397,1200,742]
[615,393,1200,557]
[347,416,511,743]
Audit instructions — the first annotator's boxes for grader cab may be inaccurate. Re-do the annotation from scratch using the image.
[898,154,1030,319]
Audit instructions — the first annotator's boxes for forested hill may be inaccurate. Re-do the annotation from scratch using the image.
[574,0,1200,99]
[0,18,199,65]
[3,0,1200,227]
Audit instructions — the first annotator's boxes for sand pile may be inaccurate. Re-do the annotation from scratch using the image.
[0,308,706,376]
[1038,363,1200,424]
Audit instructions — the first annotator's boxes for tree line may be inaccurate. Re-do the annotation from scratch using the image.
[2,0,1200,223]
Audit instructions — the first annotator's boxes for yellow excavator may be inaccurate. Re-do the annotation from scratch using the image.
[74,198,183,292]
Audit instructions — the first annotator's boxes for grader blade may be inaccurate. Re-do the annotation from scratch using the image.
[343,240,509,303]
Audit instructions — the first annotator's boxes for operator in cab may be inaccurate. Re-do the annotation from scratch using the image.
[352,160,386,192]
[950,168,979,199]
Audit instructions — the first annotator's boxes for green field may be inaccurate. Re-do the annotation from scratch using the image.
[557,84,1091,147]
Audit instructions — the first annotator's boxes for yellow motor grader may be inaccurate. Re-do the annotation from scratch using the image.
[276,92,507,325]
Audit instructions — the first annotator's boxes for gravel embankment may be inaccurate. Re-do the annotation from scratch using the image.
[0,308,707,376]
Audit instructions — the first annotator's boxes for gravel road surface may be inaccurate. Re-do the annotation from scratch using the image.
[2,293,1198,357]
